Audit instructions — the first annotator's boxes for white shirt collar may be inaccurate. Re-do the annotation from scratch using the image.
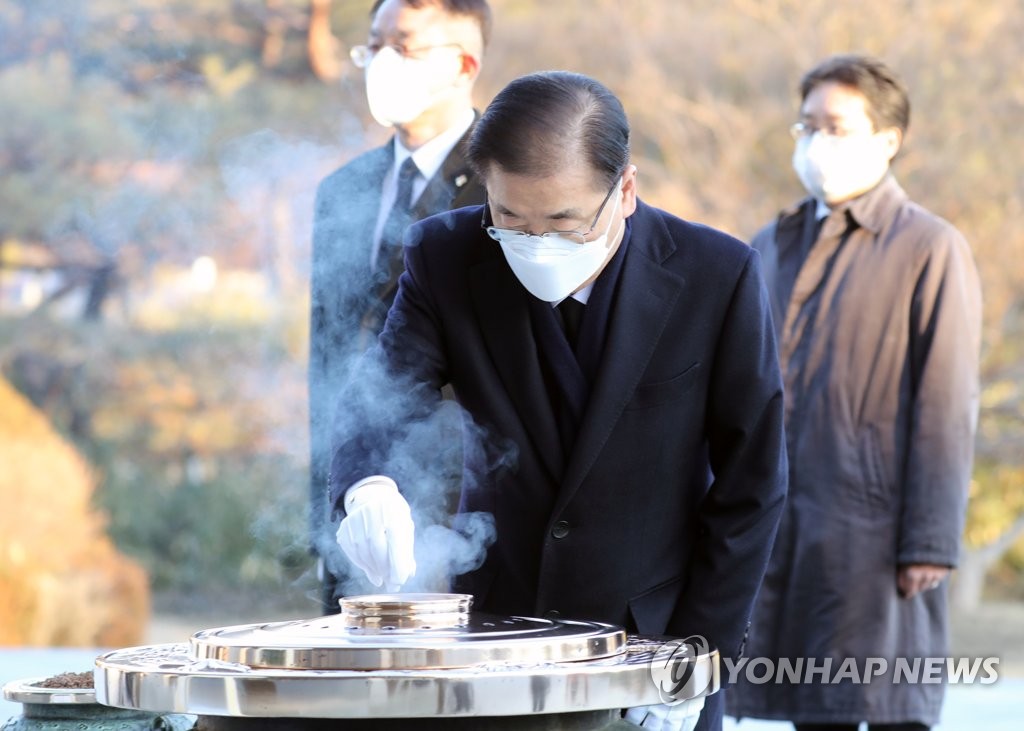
[392,107,475,183]
[370,109,475,270]
[553,284,594,308]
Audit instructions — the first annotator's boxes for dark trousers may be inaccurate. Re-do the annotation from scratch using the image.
[696,691,723,731]
[321,573,341,615]
[795,723,929,731]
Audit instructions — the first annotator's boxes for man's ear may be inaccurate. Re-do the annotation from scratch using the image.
[621,164,639,218]
[881,127,902,162]
[458,52,480,83]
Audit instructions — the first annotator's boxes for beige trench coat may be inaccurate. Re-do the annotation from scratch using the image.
[729,176,982,725]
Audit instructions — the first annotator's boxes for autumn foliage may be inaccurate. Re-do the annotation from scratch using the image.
[0,374,149,647]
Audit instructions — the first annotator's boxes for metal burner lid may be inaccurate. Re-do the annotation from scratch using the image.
[191,593,626,670]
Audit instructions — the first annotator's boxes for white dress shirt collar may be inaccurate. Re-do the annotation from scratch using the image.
[553,284,595,308]
[392,107,475,189]
[371,109,475,268]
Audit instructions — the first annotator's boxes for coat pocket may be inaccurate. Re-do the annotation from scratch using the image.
[627,575,683,635]
[626,362,701,411]
[858,423,893,514]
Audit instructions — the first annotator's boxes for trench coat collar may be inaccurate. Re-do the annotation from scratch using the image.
[776,174,909,248]
[841,174,908,234]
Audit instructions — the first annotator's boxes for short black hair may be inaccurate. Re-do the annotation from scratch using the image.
[467,71,630,188]
[800,54,911,134]
[370,0,493,48]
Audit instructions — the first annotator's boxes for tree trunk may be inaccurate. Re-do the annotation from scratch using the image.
[951,550,989,613]
[307,0,343,82]
[262,0,287,69]
[83,262,116,321]
[951,514,1024,612]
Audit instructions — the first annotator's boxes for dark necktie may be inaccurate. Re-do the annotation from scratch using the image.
[359,157,421,343]
[376,156,421,281]
[558,296,585,350]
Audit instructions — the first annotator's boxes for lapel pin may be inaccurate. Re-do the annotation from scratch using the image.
[455,174,468,188]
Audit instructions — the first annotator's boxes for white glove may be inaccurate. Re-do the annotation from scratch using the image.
[335,476,416,591]
[624,697,705,731]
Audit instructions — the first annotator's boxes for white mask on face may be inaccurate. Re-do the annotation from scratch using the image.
[365,46,457,127]
[792,131,892,204]
[488,182,625,302]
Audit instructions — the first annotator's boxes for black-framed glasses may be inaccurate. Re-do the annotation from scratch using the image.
[481,178,621,246]
[789,121,874,141]
[350,42,464,69]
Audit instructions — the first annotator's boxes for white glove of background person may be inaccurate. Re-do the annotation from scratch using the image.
[335,476,416,591]
[624,697,705,731]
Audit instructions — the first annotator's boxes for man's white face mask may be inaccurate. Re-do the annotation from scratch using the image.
[486,179,625,302]
[792,130,892,205]
[364,46,459,127]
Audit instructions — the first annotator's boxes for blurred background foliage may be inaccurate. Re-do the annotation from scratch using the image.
[0,374,149,645]
[0,0,1021,617]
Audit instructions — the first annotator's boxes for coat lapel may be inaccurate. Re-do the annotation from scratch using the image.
[339,145,392,278]
[762,203,808,343]
[556,204,685,511]
[469,255,565,481]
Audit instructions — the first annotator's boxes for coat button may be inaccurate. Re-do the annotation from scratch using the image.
[544,610,561,620]
[551,521,570,539]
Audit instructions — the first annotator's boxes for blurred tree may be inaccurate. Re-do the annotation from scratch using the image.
[0,0,359,319]
[1,306,311,593]
[307,0,343,81]
[0,371,149,646]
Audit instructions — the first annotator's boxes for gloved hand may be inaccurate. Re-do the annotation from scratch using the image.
[624,696,705,731]
[335,476,416,591]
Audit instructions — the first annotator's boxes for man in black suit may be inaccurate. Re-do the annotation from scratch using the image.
[309,0,490,613]
[329,71,788,731]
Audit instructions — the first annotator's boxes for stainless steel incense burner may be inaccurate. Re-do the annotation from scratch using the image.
[93,593,719,730]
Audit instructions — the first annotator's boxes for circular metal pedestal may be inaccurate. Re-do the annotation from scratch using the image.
[95,638,718,720]
[192,709,621,730]
[94,594,720,726]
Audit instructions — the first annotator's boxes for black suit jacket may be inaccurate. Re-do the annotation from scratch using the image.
[309,126,484,559]
[329,200,787,663]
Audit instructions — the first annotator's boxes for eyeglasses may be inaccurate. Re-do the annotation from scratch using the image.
[350,42,464,69]
[482,179,621,246]
[789,121,874,141]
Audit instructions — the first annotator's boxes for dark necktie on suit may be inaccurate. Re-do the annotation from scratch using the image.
[553,296,586,457]
[361,157,420,342]
[376,156,421,284]
[558,296,585,351]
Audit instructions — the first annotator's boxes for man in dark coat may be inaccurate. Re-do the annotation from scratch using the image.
[728,55,982,731]
[309,0,489,613]
[328,71,788,731]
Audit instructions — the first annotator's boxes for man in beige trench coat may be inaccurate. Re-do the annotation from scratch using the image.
[728,54,982,731]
